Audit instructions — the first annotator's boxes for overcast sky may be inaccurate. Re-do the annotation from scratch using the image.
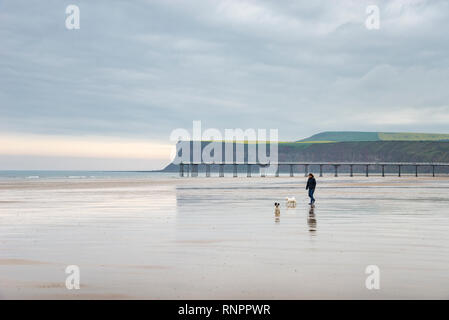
[1,0,449,170]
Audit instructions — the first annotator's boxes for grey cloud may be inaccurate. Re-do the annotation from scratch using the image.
[1,0,449,142]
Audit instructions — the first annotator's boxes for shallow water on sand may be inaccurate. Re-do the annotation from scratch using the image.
[0,175,449,299]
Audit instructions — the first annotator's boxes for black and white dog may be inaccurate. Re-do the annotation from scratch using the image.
[274,202,281,215]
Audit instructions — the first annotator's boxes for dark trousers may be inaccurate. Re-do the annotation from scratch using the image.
[308,188,315,203]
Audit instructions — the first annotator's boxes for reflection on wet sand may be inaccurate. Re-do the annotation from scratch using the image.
[2,176,449,299]
[274,211,280,224]
[308,207,317,233]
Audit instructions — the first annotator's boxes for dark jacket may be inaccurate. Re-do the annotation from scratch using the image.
[306,177,316,190]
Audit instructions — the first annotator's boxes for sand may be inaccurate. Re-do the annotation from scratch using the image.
[1,175,449,299]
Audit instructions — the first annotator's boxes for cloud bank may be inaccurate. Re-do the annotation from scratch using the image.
[1,0,448,169]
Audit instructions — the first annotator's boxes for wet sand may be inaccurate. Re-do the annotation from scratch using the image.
[1,175,449,299]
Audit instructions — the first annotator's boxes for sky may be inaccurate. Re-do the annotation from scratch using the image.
[1,0,449,170]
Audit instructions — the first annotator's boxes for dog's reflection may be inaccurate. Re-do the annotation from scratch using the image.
[308,207,317,232]
[274,202,280,223]
[275,215,280,223]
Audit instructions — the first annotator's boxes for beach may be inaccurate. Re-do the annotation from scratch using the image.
[1,174,449,299]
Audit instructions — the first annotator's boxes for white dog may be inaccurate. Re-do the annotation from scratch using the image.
[285,196,297,207]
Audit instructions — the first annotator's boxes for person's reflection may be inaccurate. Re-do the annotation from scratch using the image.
[308,207,317,233]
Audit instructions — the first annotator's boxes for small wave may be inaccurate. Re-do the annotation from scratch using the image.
[27,176,40,179]
[68,176,87,179]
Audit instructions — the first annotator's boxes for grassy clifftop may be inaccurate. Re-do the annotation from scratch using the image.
[299,131,449,142]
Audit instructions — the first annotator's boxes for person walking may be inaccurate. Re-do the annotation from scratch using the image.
[306,173,316,206]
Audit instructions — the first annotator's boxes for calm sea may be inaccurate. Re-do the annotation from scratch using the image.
[0,170,178,180]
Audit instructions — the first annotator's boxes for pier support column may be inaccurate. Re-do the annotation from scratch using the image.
[334,165,338,177]
[180,163,184,177]
[247,164,251,177]
[350,165,353,177]
[398,165,401,177]
[191,164,198,177]
[432,165,435,177]
[382,165,385,177]
[185,164,189,177]
[304,164,309,177]
[260,166,266,177]
[206,164,211,177]
[275,165,279,177]
[233,164,238,177]
[219,164,224,177]
[319,165,323,177]
[365,165,369,177]
[415,165,418,177]
[289,165,294,177]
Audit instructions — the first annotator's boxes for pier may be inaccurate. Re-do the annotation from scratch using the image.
[178,162,449,177]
